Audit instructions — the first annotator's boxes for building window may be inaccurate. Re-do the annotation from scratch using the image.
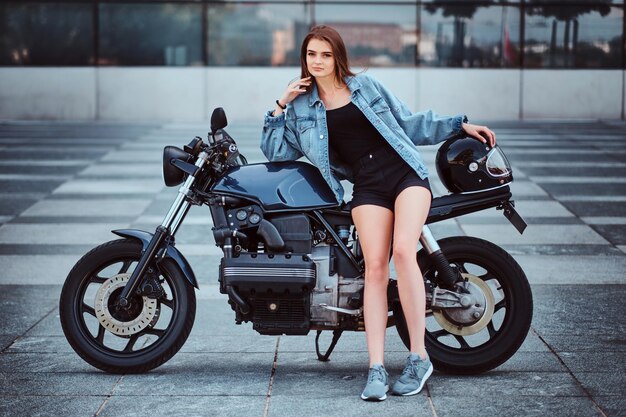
[208,3,310,66]
[315,4,418,67]
[0,2,94,66]
[524,5,623,68]
[98,3,203,66]
[419,5,521,68]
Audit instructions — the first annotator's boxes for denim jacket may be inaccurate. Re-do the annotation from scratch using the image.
[260,73,467,203]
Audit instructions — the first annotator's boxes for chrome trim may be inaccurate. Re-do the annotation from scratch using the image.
[223,267,315,277]
[419,225,441,255]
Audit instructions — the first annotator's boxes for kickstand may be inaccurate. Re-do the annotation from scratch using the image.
[315,330,343,362]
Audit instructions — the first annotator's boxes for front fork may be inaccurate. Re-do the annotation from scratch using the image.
[116,151,209,308]
[419,225,462,289]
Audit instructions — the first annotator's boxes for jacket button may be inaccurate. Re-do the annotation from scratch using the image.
[319,134,324,139]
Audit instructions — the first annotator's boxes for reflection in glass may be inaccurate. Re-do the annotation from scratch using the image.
[420,4,521,68]
[0,3,93,66]
[524,4,622,68]
[315,4,417,67]
[99,3,202,66]
[208,3,309,66]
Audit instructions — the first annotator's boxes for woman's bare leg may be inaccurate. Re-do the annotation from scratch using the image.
[392,187,431,359]
[351,204,394,366]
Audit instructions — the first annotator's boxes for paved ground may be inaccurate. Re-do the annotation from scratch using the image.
[0,119,624,417]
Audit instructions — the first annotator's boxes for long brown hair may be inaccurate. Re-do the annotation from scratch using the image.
[300,25,355,93]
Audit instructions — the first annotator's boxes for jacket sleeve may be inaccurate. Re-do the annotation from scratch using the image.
[369,76,467,146]
[260,110,304,161]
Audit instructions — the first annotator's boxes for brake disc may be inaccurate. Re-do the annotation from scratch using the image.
[432,273,495,336]
[94,274,160,337]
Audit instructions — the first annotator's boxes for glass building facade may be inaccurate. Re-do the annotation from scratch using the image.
[0,1,624,69]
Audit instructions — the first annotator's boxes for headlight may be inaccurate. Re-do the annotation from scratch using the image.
[162,146,192,187]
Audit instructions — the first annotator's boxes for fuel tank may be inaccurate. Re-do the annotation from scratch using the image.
[211,161,339,211]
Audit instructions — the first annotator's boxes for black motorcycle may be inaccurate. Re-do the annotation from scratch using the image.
[59,108,532,374]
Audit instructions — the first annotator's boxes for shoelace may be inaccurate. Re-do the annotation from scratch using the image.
[368,367,386,383]
[403,358,427,379]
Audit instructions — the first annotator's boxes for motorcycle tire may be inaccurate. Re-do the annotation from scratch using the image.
[59,239,196,373]
[392,236,533,375]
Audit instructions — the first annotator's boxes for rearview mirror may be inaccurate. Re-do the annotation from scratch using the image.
[210,107,227,134]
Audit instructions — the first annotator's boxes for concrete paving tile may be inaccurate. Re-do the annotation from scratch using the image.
[0,166,90,176]
[519,330,551,352]
[558,351,626,374]
[180,334,278,353]
[0,353,98,373]
[0,335,17,351]
[98,395,266,417]
[0,180,63,193]
[52,180,164,195]
[0,372,120,395]
[590,225,626,245]
[457,201,574,219]
[5,336,73,354]
[430,395,599,417]
[0,255,85,284]
[520,166,626,178]
[509,181,549,197]
[268,393,433,417]
[494,352,565,372]
[538,334,626,353]
[518,255,626,284]
[575,372,626,397]
[0,198,38,216]
[101,150,161,163]
[0,224,129,244]
[428,372,584,397]
[562,202,626,217]
[114,353,274,396]
[0,286,58,334]
[594,396,626,417]
[583,217,626,225]
[78,163,161,177]
[504,244,622,257]
[277,331,407,353]
[541,183,626,196]
[20,199,152,217]
[0,395,106,417]
[271,351,411,397]
[460,225,609,245]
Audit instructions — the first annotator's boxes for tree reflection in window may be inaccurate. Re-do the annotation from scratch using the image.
[421,1,520,68]
[524,1,622,68]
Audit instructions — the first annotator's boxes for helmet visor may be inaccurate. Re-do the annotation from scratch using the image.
[486,147,512,177]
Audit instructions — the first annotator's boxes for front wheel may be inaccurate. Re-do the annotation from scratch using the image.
[59,239,196,373]
[392,236,533,374]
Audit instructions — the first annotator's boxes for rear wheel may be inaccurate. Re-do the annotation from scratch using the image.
[392,236,533,374]
[59,239,196,373]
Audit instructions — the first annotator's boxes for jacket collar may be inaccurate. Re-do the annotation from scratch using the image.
[308,75,361,107]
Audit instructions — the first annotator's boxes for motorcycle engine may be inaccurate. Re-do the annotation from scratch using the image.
[219,213,364,335]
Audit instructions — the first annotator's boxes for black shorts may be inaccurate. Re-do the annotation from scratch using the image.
[350,146,432,212]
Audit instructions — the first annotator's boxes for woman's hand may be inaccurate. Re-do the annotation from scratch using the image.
[462,123,496,147]
[278,77,312,107]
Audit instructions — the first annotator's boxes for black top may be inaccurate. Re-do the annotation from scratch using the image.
[326,102,392,166]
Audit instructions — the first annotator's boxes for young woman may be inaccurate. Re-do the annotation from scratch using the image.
[261,25,495,401]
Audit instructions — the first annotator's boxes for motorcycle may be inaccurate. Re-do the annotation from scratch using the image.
[59,108,532,374]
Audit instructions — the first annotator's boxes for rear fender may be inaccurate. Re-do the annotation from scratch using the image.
[112,229,199,289]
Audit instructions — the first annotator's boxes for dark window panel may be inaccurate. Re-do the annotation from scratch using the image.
[420,5,521,68]
[98,3,203,66]
[0,2,94,66]
[524,5,623,68]
[315,4,417,67]
[208,3,309,66]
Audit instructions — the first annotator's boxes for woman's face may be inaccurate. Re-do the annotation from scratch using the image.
[306,38,335,80]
